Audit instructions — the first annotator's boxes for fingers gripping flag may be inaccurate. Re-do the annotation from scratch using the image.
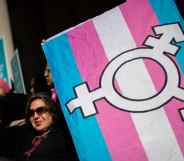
[42,0,184,161]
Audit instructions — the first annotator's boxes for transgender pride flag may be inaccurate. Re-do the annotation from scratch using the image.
[42,0,184,161]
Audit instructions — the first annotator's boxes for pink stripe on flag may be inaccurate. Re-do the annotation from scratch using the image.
[68,21,148,161]
[144,57,184,155]
[144,59,165,92]
[143,24,184,158]
[121,0,184,157]
[120,0,158,47]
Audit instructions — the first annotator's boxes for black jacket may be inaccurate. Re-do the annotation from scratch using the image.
[16,124,79,161]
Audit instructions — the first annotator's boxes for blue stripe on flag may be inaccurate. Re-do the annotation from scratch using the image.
[42,34,112,161]
[148,0,184,73]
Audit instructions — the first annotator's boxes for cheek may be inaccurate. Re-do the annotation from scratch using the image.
[43,114,53,125]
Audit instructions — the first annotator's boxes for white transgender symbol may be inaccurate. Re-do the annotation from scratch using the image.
[67,23,184,117]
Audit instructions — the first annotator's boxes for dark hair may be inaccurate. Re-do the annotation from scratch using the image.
[25,93,58,123]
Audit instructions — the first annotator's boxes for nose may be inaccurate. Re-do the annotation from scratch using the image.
[33,111,39,119]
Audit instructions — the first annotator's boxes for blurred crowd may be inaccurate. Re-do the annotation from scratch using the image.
[0,65,79,161]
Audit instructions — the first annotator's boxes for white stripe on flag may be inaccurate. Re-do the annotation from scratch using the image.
[93,7,136,59]
[93,7,184,161]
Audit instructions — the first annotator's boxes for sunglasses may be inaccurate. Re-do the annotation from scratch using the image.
[28,106,49,117]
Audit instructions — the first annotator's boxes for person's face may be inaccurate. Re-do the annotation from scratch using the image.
[44,65,52,86]
[29,98,54,133]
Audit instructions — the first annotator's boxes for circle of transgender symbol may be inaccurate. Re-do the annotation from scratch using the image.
[67,22,184,117]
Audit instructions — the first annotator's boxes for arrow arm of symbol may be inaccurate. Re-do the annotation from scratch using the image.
[154,23,184,43]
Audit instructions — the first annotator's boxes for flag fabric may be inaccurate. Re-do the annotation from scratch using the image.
[42,0,184,161]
